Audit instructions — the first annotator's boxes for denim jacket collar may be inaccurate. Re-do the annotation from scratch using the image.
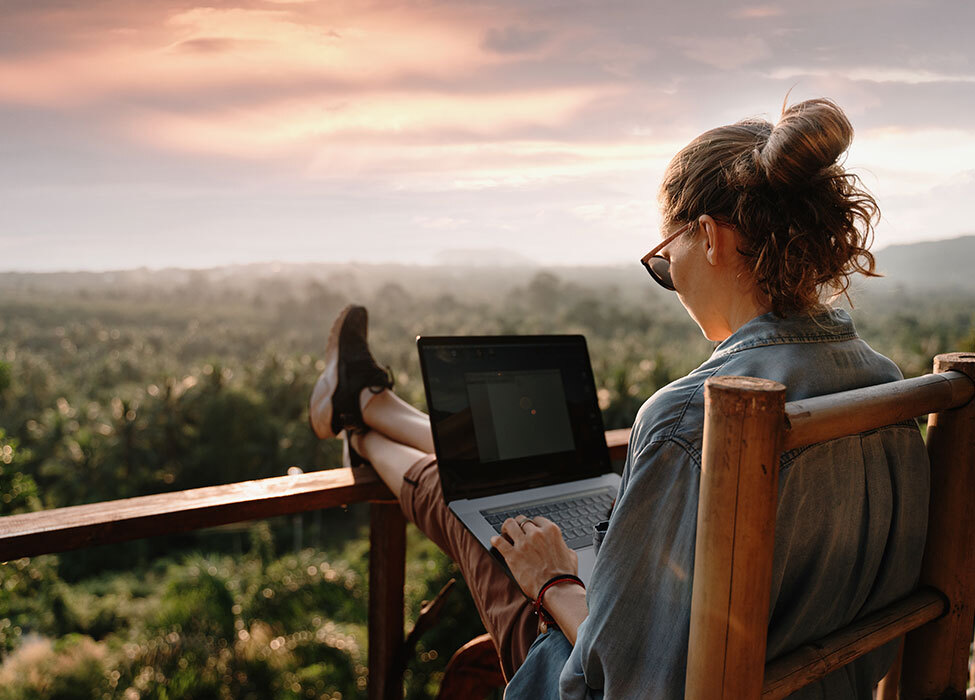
[711,307,858,359]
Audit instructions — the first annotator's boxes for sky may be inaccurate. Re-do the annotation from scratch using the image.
[1,0,974,271]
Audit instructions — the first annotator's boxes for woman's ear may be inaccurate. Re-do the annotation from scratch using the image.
[698,215,721,266]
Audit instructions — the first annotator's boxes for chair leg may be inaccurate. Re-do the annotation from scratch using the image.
[435,633,505,700]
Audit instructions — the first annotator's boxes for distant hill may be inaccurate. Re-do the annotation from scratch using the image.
[1,235,972,298]
[873,235,975,292]
[433,248,537,267]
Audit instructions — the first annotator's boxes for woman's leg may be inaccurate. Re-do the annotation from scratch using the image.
[359,388,434,454]
[341,388,434,500]
[350,428,424,500]
[309,306,539,675]
[353,428,540,680]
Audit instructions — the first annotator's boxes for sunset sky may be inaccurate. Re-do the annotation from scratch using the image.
[2,0,974,271]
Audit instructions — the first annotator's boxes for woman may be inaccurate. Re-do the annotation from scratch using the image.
[309,98,929,699]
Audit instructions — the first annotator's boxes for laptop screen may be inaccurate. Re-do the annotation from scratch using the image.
[417,335,611,501]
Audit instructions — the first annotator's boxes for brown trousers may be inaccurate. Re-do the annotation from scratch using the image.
[398,454,540,680]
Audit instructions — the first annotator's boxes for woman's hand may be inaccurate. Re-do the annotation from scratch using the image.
[490,516,578,600]
[491,516,589,644]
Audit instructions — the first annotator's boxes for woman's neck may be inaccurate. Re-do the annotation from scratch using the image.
[710,287,772,341]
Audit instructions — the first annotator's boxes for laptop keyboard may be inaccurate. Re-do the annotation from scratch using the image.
[481,488,615,550]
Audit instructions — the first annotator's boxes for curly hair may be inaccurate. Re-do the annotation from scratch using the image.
[658,98,879,317]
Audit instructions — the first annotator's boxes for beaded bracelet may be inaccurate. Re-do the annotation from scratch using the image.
[534,574,585,624]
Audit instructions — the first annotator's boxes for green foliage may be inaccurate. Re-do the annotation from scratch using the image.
[153,566,237,640]
[1,545,379,699]
[0,556,69,653]
[0,360,11,393]
[0,634,110,700]
[0,428,40,515]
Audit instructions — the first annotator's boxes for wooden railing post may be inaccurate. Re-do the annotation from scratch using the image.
[685,376,786,700]
[902,352,975,700]
[368,502,406,700]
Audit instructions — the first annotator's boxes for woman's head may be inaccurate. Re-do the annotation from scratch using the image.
[657,98,879,322]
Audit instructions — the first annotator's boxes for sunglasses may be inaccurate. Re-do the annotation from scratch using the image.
[641,221,695,292]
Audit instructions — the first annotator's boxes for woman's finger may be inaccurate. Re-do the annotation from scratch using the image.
[490,534,512,555]
[531,515,560,534]
[501,517,526,542]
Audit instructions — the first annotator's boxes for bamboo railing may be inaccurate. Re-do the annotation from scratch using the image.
[685,353,975,700]
[0,428,631,700]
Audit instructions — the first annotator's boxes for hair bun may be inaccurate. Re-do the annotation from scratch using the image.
[755,98,853,189]
[659,96,878,316]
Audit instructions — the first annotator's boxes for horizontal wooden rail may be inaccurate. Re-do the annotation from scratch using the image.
[605,428,630,460]
[762,588,947,700]
[0,429,632,562]
[784,369,975,451]
[0,467,393,561]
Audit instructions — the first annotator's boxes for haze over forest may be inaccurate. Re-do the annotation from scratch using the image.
[2,234,974,301]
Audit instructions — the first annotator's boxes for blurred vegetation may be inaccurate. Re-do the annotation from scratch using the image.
[1,263,973,698]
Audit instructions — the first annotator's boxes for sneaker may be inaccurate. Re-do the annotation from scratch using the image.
[309,305,393,440]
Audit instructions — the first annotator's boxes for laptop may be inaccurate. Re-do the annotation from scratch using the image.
[416,334,621,585]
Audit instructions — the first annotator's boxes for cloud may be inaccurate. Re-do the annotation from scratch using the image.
[133,85,626,160]
[0,3,500,107]
[171,37,270,54]
[482,25,549,54]
[872,169,975,247]
[671,35,771,70]
[570,201,652,230]
[851,127,975,180]
[412,215,471,230]
[769,66,975,84]
[733,5,785,19]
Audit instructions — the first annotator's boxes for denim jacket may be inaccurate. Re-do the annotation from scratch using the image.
[506,308,929,700]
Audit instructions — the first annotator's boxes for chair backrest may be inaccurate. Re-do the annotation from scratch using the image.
[683,352,975,700]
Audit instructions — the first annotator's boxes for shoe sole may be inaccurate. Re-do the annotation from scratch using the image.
[309,304,356,439]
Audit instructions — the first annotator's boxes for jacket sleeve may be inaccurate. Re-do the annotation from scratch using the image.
[559,437,701,700]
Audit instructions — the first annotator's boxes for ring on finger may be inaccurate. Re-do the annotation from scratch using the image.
[516,515,536,529]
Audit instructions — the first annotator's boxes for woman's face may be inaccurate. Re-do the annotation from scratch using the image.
[657,217,761,342]
[659,223,720,338]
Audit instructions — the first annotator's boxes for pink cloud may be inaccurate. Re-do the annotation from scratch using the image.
[131,85,627,160]
[733,5,785,19]
[0,2,513,107]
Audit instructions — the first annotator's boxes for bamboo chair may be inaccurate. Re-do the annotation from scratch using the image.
[437,352,975,700]
[687,352,975,699]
